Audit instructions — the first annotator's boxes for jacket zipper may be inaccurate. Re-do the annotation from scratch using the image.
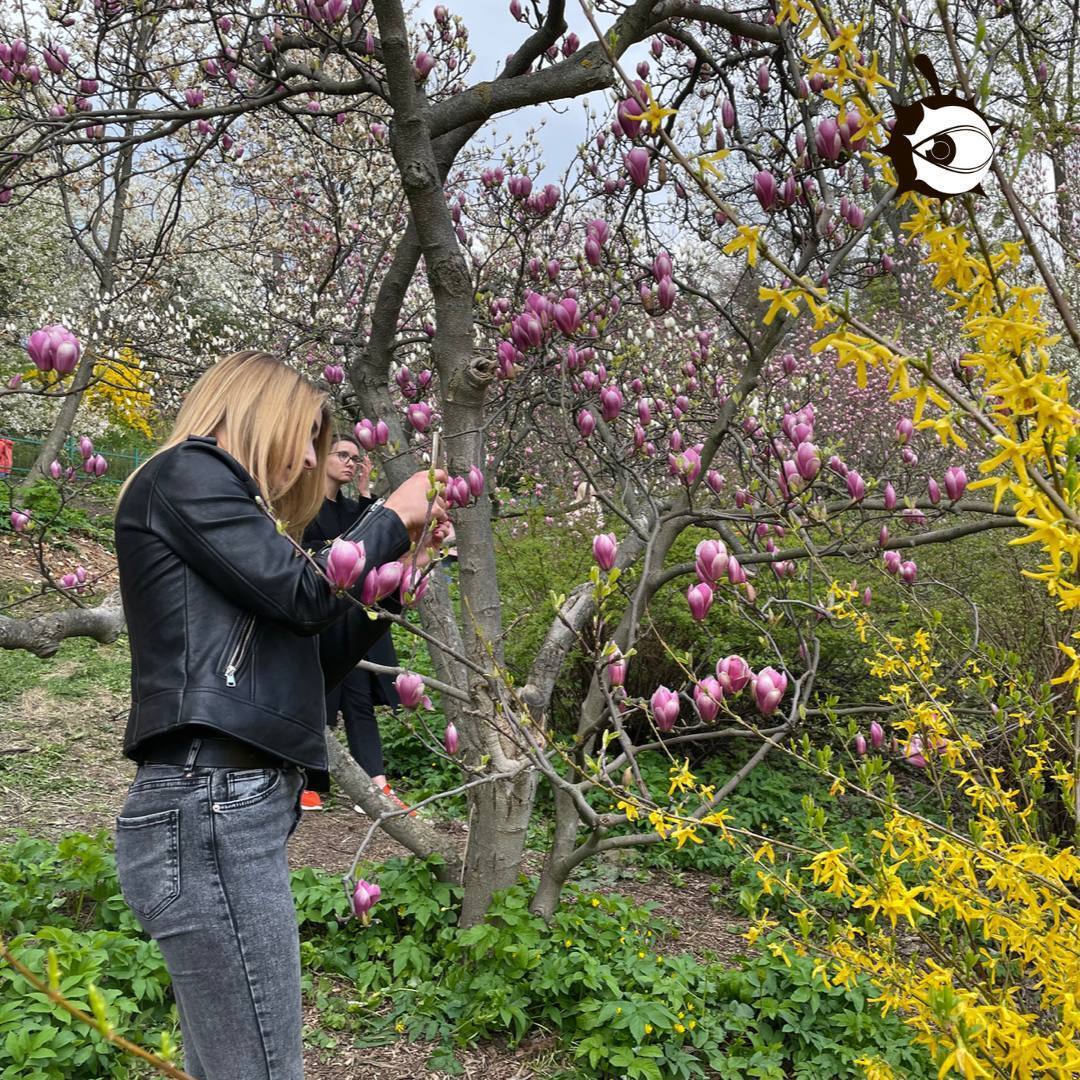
[224,615,256,687]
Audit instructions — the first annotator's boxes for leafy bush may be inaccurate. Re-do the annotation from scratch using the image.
[298,854,934,1079]
[2,832,934,1080]
[0,834,175,1080]
[2,478,112,547]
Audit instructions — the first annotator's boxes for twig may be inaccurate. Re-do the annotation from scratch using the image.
[0,938,194,1080]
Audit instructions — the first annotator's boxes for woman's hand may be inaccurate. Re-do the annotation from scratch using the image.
[409,519,453,571]
[383,469,449,544]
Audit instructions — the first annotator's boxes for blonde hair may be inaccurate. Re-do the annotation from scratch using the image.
[117,351,333,538]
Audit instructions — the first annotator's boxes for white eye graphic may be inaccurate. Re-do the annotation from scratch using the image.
[912,125,994,173]
[905,104,996,195]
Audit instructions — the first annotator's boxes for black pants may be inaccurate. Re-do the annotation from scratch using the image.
[307,668,390,793]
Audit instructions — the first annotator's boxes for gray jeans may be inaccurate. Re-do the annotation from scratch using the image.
[115,763,307,1080]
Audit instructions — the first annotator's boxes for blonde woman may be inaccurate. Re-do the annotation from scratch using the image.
[112,351,447,1080]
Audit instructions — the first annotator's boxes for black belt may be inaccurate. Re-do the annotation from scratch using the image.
[136,730,292,771]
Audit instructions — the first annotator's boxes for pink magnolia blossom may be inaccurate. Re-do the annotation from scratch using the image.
[944,466,967,501]
[406,402,433,432]
[650,685,680,731]
[625,148,650,188]
[695,539,729,582]
[752,667,788,716]
[553,297,579,336]
[351,878,381,918]
[26,324,80,375]
[395,672,425,708]
[592,532,618,571]
[599,385,623,421]
[715,655,751,695]
[903,734,927,768]
[354,419,377,451]
[687,581,714,621]
[753,170,777,211]
[360,560,404,605]
[326,539,366,591]
[444,722,459,754]
[607,650,627,687]
[694,677,724,723]
[794,442,820,481]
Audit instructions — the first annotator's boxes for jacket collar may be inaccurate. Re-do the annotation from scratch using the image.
[181,435,260,496]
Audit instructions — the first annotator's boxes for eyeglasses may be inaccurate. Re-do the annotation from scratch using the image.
[332,450,364,467]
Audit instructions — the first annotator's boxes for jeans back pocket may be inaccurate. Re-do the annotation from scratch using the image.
[115,809,181,921]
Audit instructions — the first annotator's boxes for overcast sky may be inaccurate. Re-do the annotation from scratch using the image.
[447,0,647,180]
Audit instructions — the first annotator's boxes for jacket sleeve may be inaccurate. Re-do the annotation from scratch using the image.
[319,593,404,693]
[149,444,411,635]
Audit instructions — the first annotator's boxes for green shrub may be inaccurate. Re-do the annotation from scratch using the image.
[2,478,112,548]
[2,832,934,1080]
[0,834,176,1080]
[297,854,934,1079]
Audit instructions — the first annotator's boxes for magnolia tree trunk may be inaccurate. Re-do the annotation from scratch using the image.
[458,734,539,927]
[372,0,542,925]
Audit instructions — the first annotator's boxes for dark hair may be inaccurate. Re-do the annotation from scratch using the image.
[330,433,361,450]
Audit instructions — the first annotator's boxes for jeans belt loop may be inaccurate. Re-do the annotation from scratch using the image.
[183,738,203,776]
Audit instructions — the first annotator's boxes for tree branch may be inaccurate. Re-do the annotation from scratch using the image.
[0,591,125,657]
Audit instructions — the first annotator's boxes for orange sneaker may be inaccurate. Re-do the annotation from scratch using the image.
[382,784,416,818]
[300,789,324,811]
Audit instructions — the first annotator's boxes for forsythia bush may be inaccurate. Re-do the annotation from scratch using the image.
[647,2,1080,1074]
[743,10,1080,1080]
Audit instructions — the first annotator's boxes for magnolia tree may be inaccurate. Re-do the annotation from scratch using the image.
[4,0,1080,1070]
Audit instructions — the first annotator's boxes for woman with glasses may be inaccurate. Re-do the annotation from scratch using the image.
[299,434,412,812]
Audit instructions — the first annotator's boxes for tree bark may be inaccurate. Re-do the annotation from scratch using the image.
[373,0,547,924]
[0,590,125,657]
[325,733,464,882]
[459,764,539,926]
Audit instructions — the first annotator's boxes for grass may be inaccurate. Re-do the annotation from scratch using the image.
[0,634,131,705]
[0,635,132,839]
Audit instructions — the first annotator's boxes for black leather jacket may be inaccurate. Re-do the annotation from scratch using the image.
[114,435,411,769]
[303,493,401,709]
